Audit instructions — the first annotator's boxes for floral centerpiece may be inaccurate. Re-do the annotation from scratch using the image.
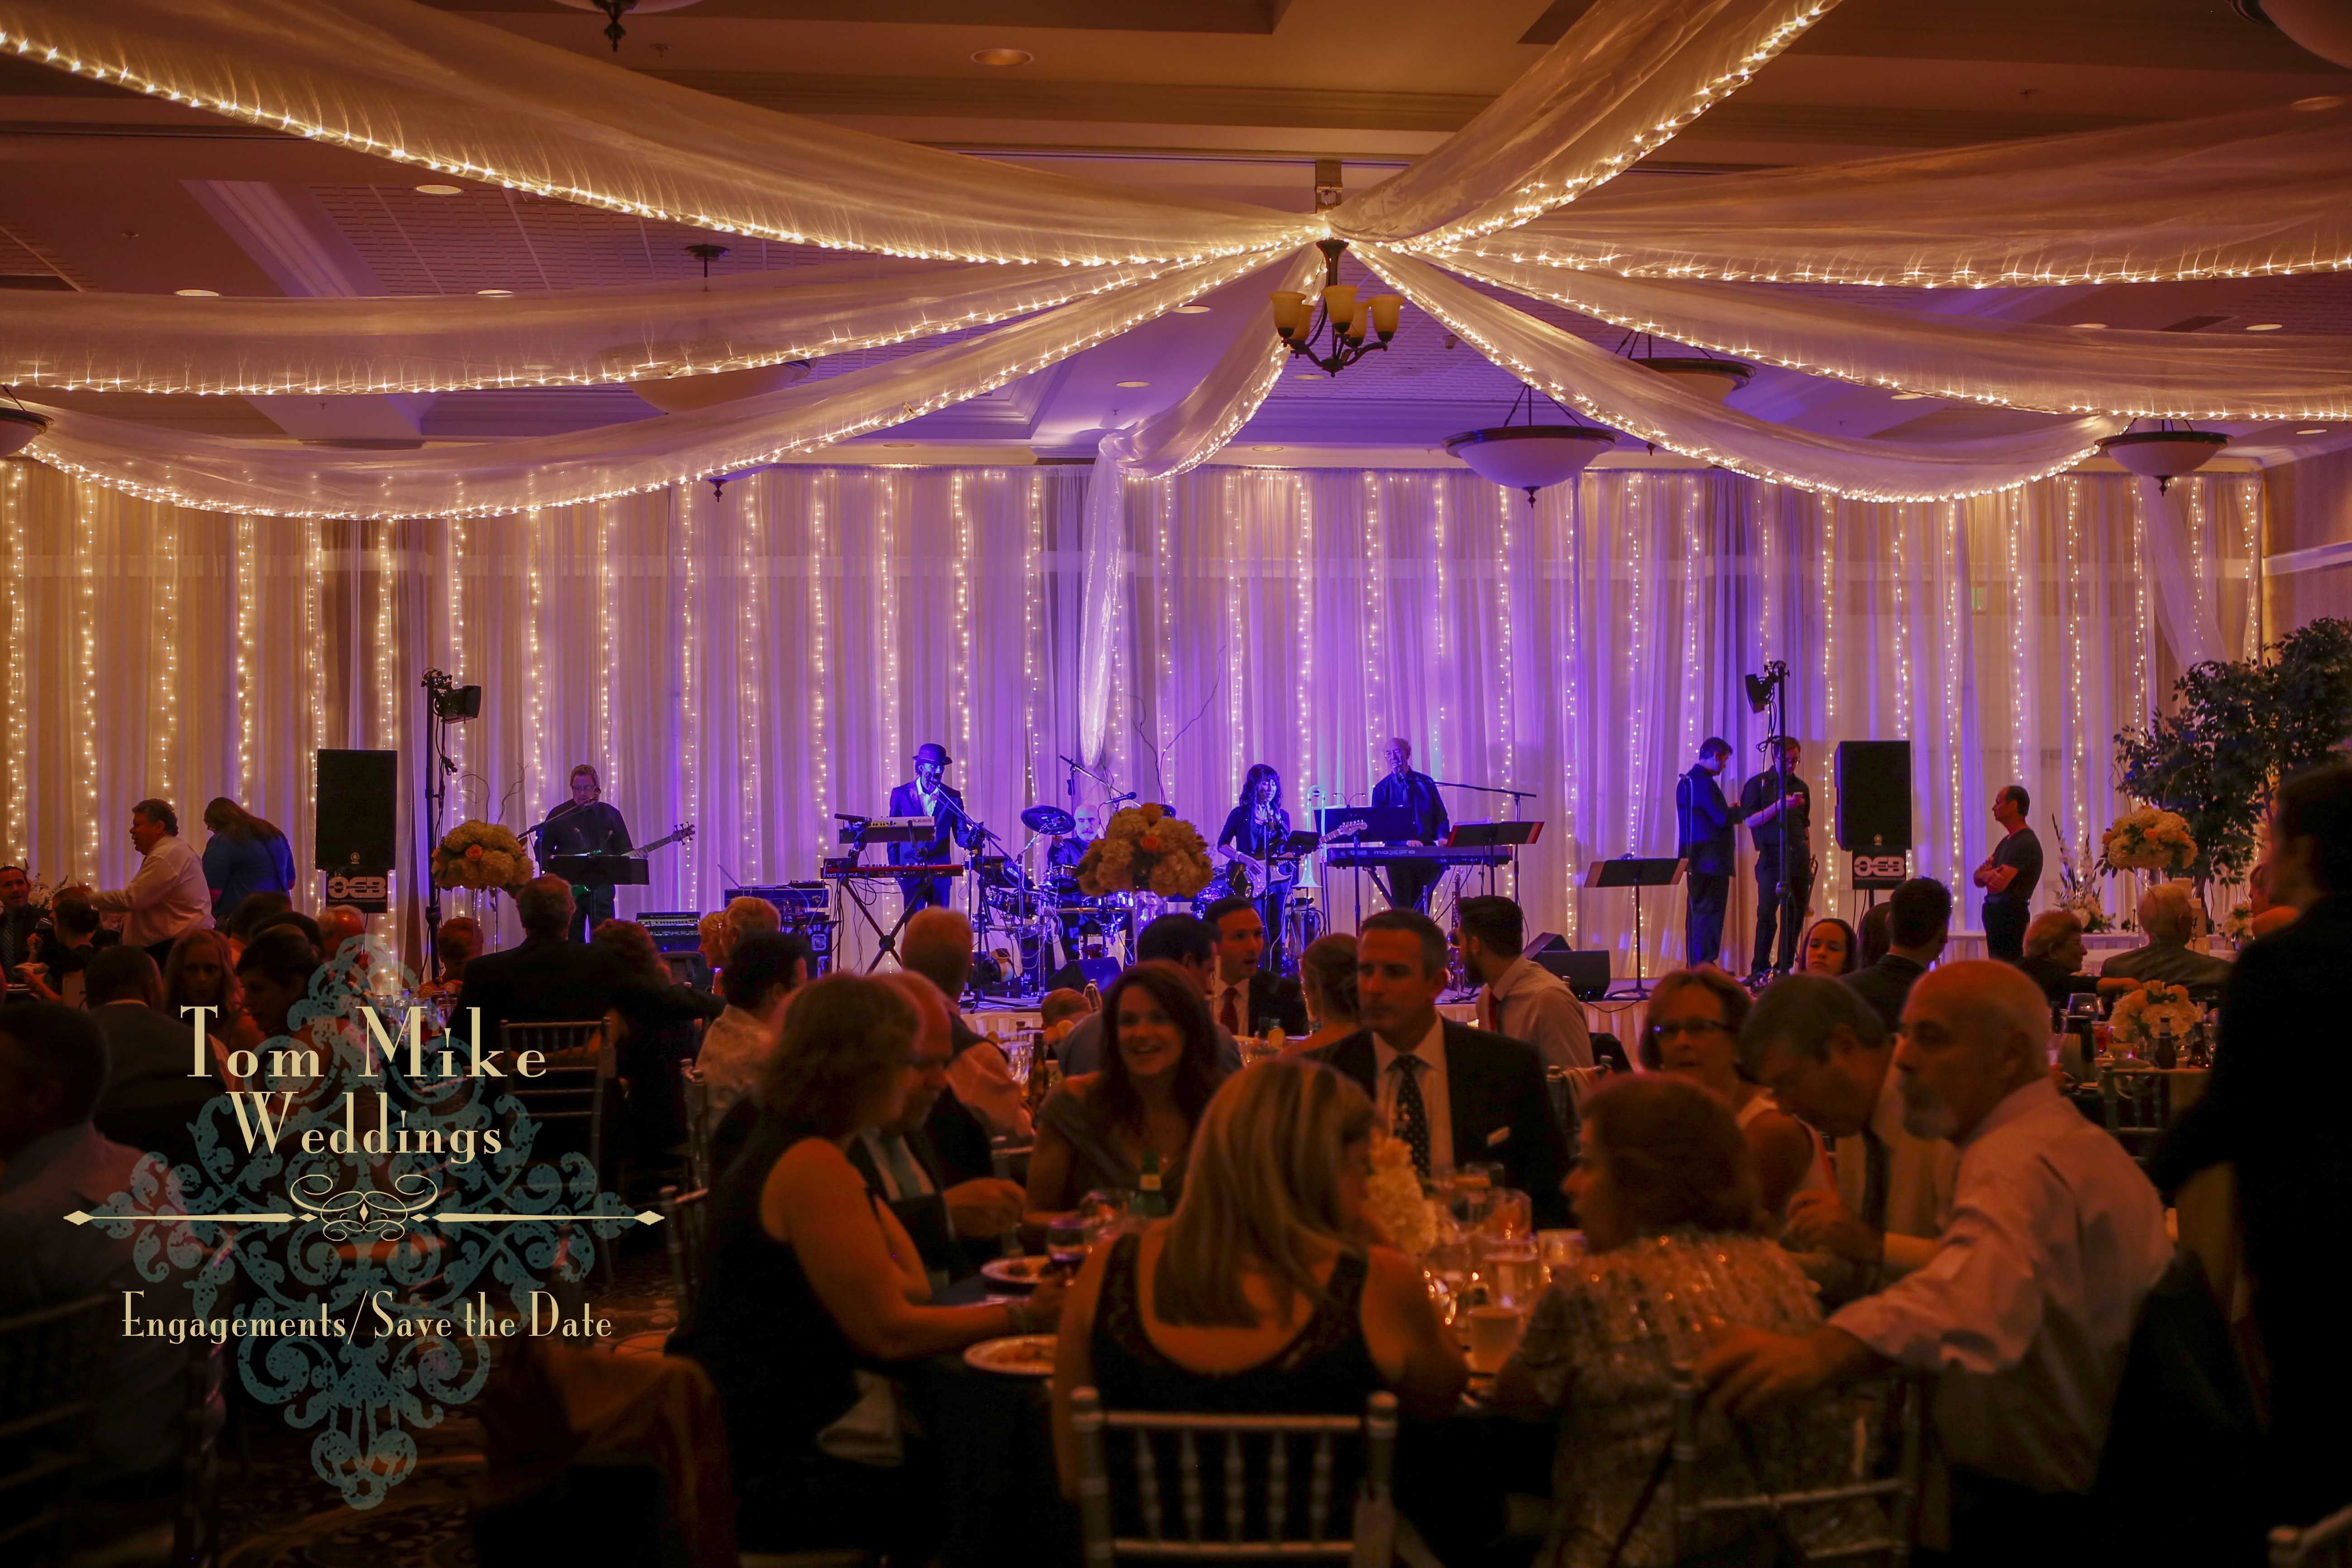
[432,820,531,891]
[1075,803,1216,898]
[2099,806,2198,875]
[1361,1133,1436,1256]
[2108,980,2201,1055]
[2050,817,2113,932]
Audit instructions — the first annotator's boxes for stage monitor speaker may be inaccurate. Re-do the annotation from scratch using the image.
[314,749,398,872]
[1835,741,1912,853]
[1526,932,1614,1001]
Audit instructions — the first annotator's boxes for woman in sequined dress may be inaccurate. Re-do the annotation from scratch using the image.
[1492,1076,1879,1568]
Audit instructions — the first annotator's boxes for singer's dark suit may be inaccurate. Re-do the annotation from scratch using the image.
[1312,1021,1570,1229]
[887,780,966,912]
[1372,769,1450,911]
[1675,765,1743,966]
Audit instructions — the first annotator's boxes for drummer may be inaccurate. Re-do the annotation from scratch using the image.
[1047,805,1100,872]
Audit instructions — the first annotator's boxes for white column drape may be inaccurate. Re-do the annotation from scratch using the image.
[0,459,2258,974]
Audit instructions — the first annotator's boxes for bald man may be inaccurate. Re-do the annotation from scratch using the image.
[1701,961,2171,1557]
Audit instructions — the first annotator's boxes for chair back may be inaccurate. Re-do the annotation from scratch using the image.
[656,1184,710,1330]
[1589,1031,1630,1074]
[2098,1063,2177,1164]
[0,1291,115,1564]
[2275,1503,2352,1568]
[1668,1369,1928,1566]
[679,1061,713,1191]
[498,1021,612,1167]
[1070,1387,1396,1565]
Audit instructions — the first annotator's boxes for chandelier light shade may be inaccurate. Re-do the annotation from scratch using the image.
[1270,239,1403,377]
[629,360,813,414]
[1445,425,1618,502]
[2099,426,2230,492]
[0,405,50,458]
[1635,355,1755,402]
[551,0,706,50]
[2237,0,2352,67]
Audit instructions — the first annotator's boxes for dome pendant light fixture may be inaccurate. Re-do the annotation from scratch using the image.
[1445,386,1619,505]
[1614,330,1754,402]
[1268,239,1405,378]
[551,0,704,51]
[0,391,49,459]
[628,244,815,411]
[2099,419,2231,492]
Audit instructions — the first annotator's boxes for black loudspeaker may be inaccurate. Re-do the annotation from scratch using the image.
[1835,741,1913,852]
[314,749,398,871]
[1526,932,1614,1001]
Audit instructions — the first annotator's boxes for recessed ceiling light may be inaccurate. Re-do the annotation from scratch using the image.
[478,288,514,296]
[2246,322,2284,331]
[174,288,219,297]
[415,183,464,196]
[971,47,1033,66]
[1294,371,1323,380]
[883,441,915,448]
[1173,305,1212,315]
[1116,380,1150,388]
[2292,96,2345,112]
[1890,392,1929,401]
[2297,427,2328,435]
[2070,322,2107,330]
[1252,445,1284,452]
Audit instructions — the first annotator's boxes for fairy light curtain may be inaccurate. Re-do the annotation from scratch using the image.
[0,459,2258,971]
[5,0,2348,514]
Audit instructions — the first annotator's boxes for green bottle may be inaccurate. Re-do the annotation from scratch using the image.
[1135,1152,1170,1219]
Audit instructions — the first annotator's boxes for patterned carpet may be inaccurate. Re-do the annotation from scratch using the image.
[214,1247,681,1568]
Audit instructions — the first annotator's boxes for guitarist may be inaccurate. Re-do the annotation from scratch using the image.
[1215,764,1295,970]
[540,763,632,940]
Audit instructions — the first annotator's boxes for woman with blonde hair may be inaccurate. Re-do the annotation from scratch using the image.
[1293,931,1360,1052]
[165,927,264,1084]
[1051,1056,1466,1506]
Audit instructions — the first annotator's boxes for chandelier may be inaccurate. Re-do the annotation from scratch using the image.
[1269,239,1405,377]
[2099,420,2231,492]
[1445,387,1620,505]
[1615,331,1754,403]
[551,0,704,52]
[0,393,47,459]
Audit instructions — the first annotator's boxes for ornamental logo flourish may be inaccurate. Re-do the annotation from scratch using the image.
[70,939,660,1511]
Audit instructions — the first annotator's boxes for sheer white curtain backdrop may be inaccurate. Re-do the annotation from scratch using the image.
[0,459,2258,973]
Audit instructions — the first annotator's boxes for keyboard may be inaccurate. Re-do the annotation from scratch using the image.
[1325,846,1515,867]
[821,862,966,880]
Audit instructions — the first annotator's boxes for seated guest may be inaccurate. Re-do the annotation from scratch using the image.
[318,904,368,962]
[2246,857,2299,940]
[18,893,110,1006]
[0,861,42,975]
[1842,876,1949,1033]
[1028,961,1224,1227]
[1797,916,1859,977]
[722,894,781,958]
[2099,882,2232,991]
[1744,975,1958,1305]
[1857,901,1893,969]
[2155,765,2352,1528]
[419,915,482,1002]
[1701,962,2172,1557]
[87,946,215,1172]
[220,889,293,947]
[234,928,320,1043]
[1201,894,1310,1037]
[2012,910,2103,1009]
[1058,913,1242,1076]
[692,909,730,987]
[1641,968,1824,1221]
[81,798,214,963]
[693,931,810,1123]
[1039,986,1093,1055]
[1457,894,1594,1069]
[593,918,726,1173]
[164,928,265,1076]
[1315,909,1571,1229]
[1494,1076,1879,1568]
[247,908,325,959]
[199,796,296,922]
[900,907,1032,1142]
[0,1003,184,1492]
[669,975,1063,1558]
[450,877,618,1048]
[1294,932,1360,1053]
[1051,1056,1468,1507]
[847,975,1027,1288]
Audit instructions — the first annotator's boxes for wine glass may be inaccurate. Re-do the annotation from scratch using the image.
[1044,1214,1091,1274]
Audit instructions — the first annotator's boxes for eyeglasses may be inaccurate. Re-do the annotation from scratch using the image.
[1647,1019,1732,1041]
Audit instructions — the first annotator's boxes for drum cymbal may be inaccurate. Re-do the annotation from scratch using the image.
[1020,805,1077,836]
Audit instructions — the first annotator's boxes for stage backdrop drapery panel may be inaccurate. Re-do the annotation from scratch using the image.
[0,459,2257,972]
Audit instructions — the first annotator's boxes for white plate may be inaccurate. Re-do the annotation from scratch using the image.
[980,1255,1055,1287]
[963,1334,1057,1377]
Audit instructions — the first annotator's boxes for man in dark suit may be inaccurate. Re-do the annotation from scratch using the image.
[0,863,45,978]
[1841,877,1949,1033]
[1676,737,1746,966]
[1313,908,1569,1229]
[86,946,212,1174]
[2154,765,2352,1530]
[885,741,974,914]
[1201,895,1309,1037]
[451,876,621,1052]
[1371,738,1450,913]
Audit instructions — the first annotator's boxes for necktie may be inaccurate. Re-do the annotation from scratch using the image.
[1860,1129,1891,1233]
[1391,1054,1431,1179]
[1221,985,1243,1035]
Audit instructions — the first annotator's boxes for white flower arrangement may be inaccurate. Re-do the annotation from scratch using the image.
[1362,1133,1435,1257]
[2108,980,2201,1053]
[2100,806,2198,875]
[2223,904,2253,944]
[2049,816,2113,932]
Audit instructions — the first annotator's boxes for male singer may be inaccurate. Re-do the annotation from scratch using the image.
[888,742,973,913]
[1372,738,1449,912]
[1741,737,1813,981]
[539,764,632,940]
[1675,738,1743,966]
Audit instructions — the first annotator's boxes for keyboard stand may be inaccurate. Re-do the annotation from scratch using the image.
[830,866,928,972]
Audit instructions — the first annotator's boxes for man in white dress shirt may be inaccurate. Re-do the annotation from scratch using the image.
[1742,974,1958,1305]
[1701,961,2171,1558]
[1455,895,1592,1070]
[82,798,213,962]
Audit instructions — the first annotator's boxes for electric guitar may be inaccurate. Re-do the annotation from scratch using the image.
[567,822,695,901]
[1219,818,1367,899]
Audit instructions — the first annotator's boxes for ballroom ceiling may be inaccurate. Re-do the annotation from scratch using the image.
[2,0,2347,467]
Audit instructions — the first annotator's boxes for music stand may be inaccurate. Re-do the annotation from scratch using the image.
[1448,820,1544,897]
[1583,856,1685,997]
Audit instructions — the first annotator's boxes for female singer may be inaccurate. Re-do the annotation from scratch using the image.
[1215,764,1293,972]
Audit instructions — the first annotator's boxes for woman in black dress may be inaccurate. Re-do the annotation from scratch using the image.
[1215,763,1293,971]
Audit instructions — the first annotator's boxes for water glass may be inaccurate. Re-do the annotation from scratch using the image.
[1044,1214,1090,1272]
[1001,1029,1035,1085]
[1484,1188,1532,1242]
[1465,1305,1526,1374]
[1536,1229,1584,1283]
[1484,1244,1544,1310]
